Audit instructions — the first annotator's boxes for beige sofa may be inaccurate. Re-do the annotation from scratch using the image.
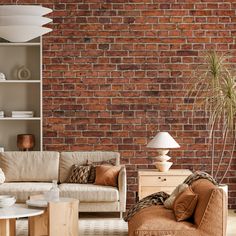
[0,151,126,217]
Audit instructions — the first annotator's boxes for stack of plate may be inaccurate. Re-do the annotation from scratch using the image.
[0,5,52,42]
[0,195,16,208]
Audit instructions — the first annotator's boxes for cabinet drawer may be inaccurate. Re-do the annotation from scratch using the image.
[140,186,174,199]
[139,175,187,187]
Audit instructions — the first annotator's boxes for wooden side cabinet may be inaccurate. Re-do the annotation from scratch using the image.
[138,169,192,200]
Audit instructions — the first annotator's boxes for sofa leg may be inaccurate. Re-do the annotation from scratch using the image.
[120,212,123,219]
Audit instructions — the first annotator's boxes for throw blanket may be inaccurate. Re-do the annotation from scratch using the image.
[124,171,218,222]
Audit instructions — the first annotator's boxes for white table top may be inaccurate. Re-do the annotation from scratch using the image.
[0,204,44,219]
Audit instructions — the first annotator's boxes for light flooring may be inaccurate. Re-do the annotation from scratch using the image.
[16,210,236,236]
[227,210,236,236]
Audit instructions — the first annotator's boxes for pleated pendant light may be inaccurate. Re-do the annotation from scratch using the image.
[0,4,52,42]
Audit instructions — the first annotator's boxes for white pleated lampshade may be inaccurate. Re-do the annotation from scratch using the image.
[0,16,52,26]
[0,26,52,43]
[0,5,52,16]
[0,5,52,42]
[147,132,180,149]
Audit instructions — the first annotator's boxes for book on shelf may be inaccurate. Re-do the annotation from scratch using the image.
[11,111,34,118]
[11,115,34,118]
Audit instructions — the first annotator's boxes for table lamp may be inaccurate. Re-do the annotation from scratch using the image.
[147,132,180,172]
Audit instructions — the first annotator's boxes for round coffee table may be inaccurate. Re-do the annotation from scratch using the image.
[0,204,44,236]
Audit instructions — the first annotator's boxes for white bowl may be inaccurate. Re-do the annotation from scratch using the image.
[0,5,52,16]
[0,195,16,208]
[0,16,52,26]
[0,26,52,42]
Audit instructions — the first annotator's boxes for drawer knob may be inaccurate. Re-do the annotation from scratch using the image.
[158,177,161,179]
[163,178,167,181]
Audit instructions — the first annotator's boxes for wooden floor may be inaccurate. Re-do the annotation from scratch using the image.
[227,210,236,236]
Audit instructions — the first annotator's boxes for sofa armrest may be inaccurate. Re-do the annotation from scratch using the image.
[198,188,227,236]
[118,166,127,212]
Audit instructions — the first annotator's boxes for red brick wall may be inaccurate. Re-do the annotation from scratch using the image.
[3,0,236,209]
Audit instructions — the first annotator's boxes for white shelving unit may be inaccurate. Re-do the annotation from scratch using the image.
[0,37,42,151]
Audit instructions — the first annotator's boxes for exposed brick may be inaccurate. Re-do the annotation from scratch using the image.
[8,0,236,210]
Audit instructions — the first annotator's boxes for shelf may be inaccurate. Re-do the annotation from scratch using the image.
[0,80,40,83]
[0,42,40,46]
[0,117,41,121]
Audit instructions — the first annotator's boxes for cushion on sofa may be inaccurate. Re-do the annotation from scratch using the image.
[0,151,59,182]
[59,183,119,202]
[164,183,188,209]
[66,165,91,183]
[0,182,54,203]
[95,165,121,187]
[190,179,218,226]
[87,159,116,183]
[128,205,198,236]
[59,151,120,183]
[173,187,198,221]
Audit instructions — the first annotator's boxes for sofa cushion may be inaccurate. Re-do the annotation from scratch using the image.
[164,183,188,209]
[59,151,120,183]
[0,182,54,203]
[59,183,119,202]
[190,179,218,226]
[87,159,116,183]
[95,165,121,187]
[128,205,198,236]
[66,165,91,184]
[173,187,198,221]
[0,151,59,182]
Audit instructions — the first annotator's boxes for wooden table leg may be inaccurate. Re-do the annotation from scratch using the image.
[28,210,49,236]
[9,219,15,236]
[49,200,79,236]
[0,219,15,236]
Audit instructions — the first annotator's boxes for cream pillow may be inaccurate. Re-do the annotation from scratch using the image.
[164,183,188,209]
[0,168,5,184]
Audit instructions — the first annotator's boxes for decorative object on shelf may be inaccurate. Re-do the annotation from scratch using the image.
[147,132,180,172]
[0,5,52,42]
[17,134,35,151]
[0,147,4,152]
[17,66,31,80]
[0,72,6,81]
[11,111,34,118]
[0,111,4,118]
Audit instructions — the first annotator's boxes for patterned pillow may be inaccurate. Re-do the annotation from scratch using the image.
[87,159,116,183]
[66,165,91,184]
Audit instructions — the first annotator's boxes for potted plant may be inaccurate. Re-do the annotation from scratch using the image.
[187,51,236,190]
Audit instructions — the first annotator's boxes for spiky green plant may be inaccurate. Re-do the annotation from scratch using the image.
[187,51,236,184]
